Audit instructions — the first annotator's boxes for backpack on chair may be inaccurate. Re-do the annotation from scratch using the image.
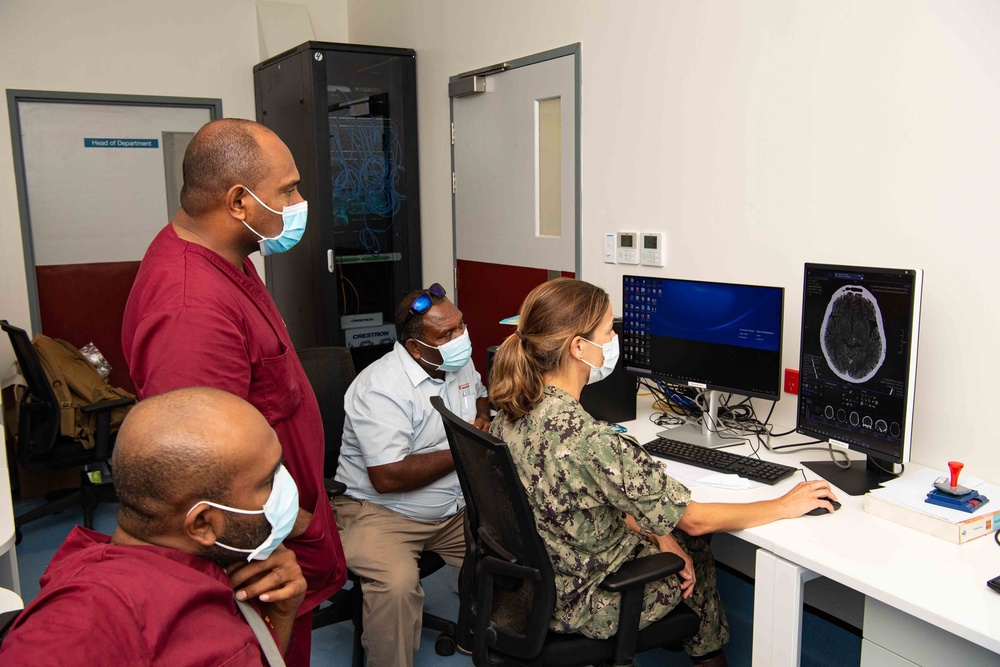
[29,335,134,449]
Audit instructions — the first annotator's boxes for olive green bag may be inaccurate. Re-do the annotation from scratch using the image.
[29,335,134,448]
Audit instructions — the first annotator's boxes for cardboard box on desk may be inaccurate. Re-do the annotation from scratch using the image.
[864,492,1000,544]
[344,324,395,349]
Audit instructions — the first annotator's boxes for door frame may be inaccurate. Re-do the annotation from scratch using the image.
[6,89,222,332]
[448,43,582,297]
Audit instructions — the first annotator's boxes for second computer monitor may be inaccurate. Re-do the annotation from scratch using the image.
[622,275,784,448]
[797,263,923,495]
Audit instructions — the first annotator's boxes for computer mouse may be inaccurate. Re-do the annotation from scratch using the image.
[805,497,842,516]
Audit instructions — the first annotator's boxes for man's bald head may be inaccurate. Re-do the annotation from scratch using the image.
[179,119,272,217]
[113,387,274,540]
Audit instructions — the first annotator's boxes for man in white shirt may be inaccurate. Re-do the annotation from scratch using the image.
[333,283,489,667]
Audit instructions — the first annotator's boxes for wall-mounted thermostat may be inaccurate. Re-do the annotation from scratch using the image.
[617,231,639,264]
[640,232,665,267]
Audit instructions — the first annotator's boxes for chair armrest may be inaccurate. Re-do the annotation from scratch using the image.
[80,397,135,414]
[82,397,134,460]
[601,551,688,666]
[481,555,541,582]
[599,551,685,593]
[324,478,347,498]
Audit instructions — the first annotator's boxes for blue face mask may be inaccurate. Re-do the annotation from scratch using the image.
[415,327,473,373]
[241,188,308,256]
[187,464,300,562]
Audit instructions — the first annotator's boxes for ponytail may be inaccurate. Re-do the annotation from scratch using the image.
[489,278,609,420]
[489,331,545,419]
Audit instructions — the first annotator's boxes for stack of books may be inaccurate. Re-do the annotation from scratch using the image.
[863,467,1000,544]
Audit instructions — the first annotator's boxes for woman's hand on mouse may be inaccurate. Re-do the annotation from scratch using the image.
[778,481,838,518]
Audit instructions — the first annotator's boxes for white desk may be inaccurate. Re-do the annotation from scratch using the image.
[620,399,1000,666]
[0,466,23,631]
[0,468,19,597]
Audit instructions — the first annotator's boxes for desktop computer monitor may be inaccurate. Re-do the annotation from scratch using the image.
[622,275,784,449]
[796,263,923,496]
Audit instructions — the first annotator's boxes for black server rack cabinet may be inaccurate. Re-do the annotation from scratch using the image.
[254,41,421,367]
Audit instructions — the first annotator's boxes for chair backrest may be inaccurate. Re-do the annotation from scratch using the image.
[1,320,61,457]
[1,321,58,408]
[431,396,555,660]
[297,346,356,479]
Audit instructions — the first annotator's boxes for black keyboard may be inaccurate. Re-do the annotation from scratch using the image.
[642,437,797,485]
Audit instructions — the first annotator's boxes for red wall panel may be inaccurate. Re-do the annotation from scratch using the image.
[35,261,141,393]
[455,259,574,380]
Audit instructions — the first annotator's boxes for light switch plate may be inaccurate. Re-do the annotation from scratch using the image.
[604,233,616,264]
[640,232,665,267]
[617,231,639,264]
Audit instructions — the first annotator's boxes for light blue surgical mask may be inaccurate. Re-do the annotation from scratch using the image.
[415,327,473,373]
[241,188,308,256]
[187,464,300,562]
[581,334,620,385]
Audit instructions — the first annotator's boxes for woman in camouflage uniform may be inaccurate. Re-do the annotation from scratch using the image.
[489,278,835,667]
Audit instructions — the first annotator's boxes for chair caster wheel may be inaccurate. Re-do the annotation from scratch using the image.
[435,634,456,656]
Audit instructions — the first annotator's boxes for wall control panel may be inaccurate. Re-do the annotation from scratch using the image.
[617,231,640,264]
[640,232,665,266]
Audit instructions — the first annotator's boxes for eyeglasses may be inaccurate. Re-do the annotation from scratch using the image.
[402,283,447,330]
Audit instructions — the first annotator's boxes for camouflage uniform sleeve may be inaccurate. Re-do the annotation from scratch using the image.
[576,429,692,535]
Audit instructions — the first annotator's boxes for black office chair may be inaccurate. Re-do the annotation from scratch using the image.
[297,346,459,663]
[1,320,133,544]
[0,609,20,649]
[431,396,701,667]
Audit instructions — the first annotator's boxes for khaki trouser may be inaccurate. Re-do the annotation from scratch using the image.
[332,495,466,667]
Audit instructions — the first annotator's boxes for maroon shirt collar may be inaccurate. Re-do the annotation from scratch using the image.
[45,526,234,590]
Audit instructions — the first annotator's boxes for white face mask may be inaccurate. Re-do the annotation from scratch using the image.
[581,334,620,385]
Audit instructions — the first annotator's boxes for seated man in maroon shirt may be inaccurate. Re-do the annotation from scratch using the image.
[0,387,307,666]
[122,118,347,663]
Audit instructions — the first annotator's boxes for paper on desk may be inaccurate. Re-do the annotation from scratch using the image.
[869,467,1000,522]
[658,460,758,490]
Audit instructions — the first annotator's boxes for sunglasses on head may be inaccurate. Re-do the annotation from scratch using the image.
[402,283,447,329]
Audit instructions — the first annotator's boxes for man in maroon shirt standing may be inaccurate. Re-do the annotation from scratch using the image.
[0,387,307,666]
[121,118,347,664]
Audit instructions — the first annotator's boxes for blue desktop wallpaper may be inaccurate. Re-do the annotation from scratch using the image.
[652,281,782,352]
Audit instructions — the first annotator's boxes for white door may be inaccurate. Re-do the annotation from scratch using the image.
[9,93,218,390]
[450,46,579,371]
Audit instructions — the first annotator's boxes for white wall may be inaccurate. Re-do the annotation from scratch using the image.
[4,1,998,483]
[0,0,346,359]
[345,0,1000,483]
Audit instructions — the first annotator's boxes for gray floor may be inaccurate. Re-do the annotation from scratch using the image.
[13,498,861,666]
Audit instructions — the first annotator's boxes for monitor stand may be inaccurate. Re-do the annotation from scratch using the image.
[656,390,748,450]
[802,456,898,496]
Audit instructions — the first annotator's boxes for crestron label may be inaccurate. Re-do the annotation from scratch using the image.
[84,138,159,148]
[341,312,384,329]
[345,324,396,348]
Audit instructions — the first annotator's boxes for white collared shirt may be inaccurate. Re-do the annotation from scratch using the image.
[335,342,487,521]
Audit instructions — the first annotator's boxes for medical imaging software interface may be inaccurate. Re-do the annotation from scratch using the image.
[622,276,783,399]
[797,265,921,462]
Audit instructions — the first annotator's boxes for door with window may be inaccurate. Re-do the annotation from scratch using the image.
[450,45,579,373]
